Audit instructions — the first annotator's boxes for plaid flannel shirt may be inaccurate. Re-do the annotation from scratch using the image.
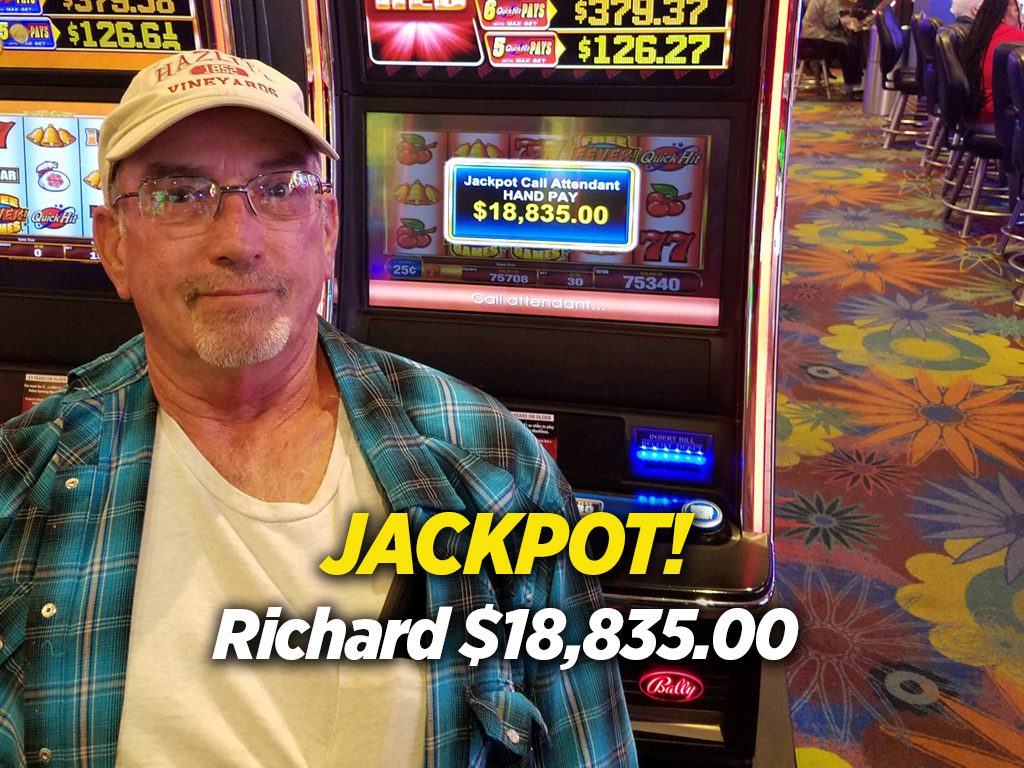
[0,319,636,768]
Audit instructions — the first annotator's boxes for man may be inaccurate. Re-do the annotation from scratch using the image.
[951,0,981,25]
[801,0,865,99]
[0,51,636,767]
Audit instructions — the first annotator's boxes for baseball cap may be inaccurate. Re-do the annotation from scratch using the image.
[100,50,337,198]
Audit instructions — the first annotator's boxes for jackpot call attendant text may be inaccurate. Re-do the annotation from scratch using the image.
[211,511,799,667]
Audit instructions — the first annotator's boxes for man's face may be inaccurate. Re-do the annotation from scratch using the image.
[94,107,338,369]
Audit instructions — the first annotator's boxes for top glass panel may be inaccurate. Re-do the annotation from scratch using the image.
[362,0,735,84]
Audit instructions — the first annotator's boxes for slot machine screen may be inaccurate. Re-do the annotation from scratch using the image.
[360,0,735,87]
[366,112,728,326]
[0,102,113,263]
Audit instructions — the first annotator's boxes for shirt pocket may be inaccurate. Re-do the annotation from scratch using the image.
[0,578,29,765]
[466,680,548,767]
[0,579,29,667]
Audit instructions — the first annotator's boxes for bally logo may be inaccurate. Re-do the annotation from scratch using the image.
[190,64,249,77]
[639,671,704,703]
[32,206,78,228]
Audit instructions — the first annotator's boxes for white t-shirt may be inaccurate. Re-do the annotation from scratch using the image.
[115,408,426,767]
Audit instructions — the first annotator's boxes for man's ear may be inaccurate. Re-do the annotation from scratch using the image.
[92,205,132,301]
[320,192,340,280]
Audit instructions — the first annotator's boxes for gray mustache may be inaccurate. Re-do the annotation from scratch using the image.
[183,273,290,307]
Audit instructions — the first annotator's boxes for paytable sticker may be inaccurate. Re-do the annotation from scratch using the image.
[475,0,554,29]
[0,16,56,48]
[445,158,639,251]
[22,372,66,413]
[0,0,41,15]
[484,31,560,66]
[365,0,484,66]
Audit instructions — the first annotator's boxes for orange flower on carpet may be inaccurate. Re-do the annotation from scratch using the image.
[884,670,1024,768]
[785,246,959,294]
[820,369,1024,476]
[787,180,893,208]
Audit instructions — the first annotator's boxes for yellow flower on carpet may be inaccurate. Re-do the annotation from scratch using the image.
[789,130,865,156]
[776,393,840,468]
[795,747,854,768]
[790,221,939,254]
[788,165,887,185]
[786,246,959,294]
[895,169,943,198]
[793,102,837,117]
[781,266,802,285]
[928,231,1008,275]
[822,321,1024,386]
[898,540,1024,684]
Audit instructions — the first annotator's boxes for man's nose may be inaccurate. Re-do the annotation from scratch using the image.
[203,189,262,263]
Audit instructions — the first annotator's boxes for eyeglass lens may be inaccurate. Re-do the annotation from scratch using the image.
[138,171,323,223]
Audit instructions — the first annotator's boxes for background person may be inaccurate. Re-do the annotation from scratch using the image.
[801,0,865,98]
[0,50,637,768]
[951,0,982,25]
[962,0,1024,125]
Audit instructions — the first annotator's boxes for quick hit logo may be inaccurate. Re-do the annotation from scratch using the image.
[638,145,703,172]
[32,206,78,229]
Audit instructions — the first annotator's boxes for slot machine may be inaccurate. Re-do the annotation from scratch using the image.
[0,0,336,419]
[332,1,798,765]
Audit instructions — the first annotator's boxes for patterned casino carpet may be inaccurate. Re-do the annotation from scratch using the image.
[776,95,1024,768]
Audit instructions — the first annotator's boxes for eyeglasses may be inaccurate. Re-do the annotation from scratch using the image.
[111,170,332,226]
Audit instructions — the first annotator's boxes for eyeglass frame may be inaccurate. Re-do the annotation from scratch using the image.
[109,170,334,223]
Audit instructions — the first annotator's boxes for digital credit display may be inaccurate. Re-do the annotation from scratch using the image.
[0,0,199,53]
[362,0,732,71]
[0,106,109,263]
[366,112,725,327]
[446,159,639,250]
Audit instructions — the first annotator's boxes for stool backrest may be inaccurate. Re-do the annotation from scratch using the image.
[935,25,972,132]
[912,14,942,109]
[876,6,905,80]
[993,42,1024,162]
[912,12,929,93]
[1008,49,1024,173]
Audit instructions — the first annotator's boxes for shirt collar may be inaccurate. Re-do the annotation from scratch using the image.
[317,319,466,514]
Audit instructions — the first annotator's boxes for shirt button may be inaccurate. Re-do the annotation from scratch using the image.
[505,728,520,744]
[41,603,57,619]
[65,477,79,490]
[38,747,52,763]
[0,637,4,652]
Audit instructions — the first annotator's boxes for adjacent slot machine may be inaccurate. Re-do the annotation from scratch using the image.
[0,0,336,418]
[333,0,798,765]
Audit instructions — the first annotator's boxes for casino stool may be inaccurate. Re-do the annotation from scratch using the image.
[933,26,970,194]
[794,39,833,100]
[936,28,1009,237]
[912,14,946,173]
[991,42,1024,240]
[998,48,1024,257]
[1009,254,1024,307]
[877,5,928,149]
